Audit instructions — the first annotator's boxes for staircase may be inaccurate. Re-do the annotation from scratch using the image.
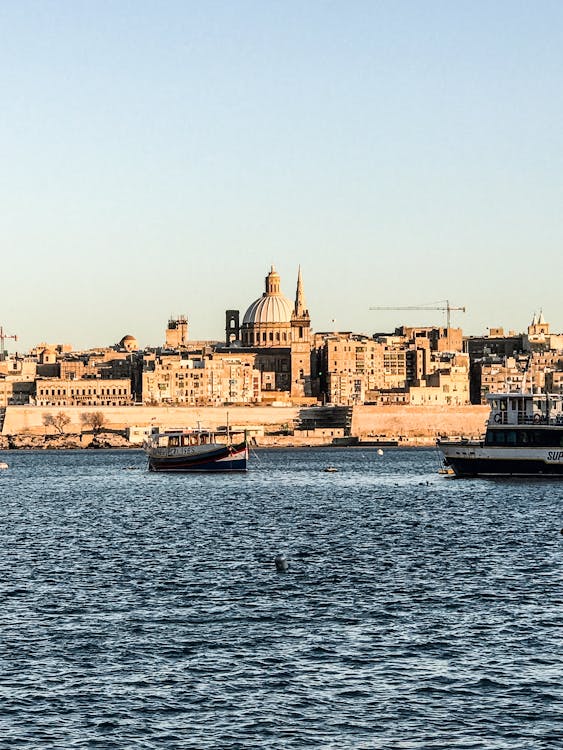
[295,405,353,435]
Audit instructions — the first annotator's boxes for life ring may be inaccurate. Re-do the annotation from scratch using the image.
[533,413,542,424]
[493,413,502,423]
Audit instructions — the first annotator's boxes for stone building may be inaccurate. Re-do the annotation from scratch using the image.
[142,352,261,406]
[522,311,563,352]
[165,316,189,349]
[409,355,470,405]
[225,266,314,400]
[316,334,385,404]
[35,378,132,406]
[314,328,470,406]
[398,326,463,353]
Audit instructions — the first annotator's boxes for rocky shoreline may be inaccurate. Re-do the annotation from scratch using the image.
[0,432,134,451]
[1,433,444,450]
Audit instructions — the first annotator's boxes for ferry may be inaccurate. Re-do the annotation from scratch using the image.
[437,391,563,477]
[144,427,248,473]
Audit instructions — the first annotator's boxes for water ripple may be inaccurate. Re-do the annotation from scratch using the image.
[0,447,562,748]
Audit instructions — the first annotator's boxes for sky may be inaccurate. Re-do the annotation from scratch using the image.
[2,0,563,352]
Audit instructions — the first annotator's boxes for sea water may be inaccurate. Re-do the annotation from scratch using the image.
[0,447,561,749]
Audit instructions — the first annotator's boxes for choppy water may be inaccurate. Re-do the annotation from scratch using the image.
[0,447,562,749]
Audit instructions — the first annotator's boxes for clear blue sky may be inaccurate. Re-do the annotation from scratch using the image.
[2,1,563,351]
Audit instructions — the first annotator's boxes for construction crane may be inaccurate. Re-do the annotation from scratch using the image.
[0,326,17,359]
[369,300,466,329]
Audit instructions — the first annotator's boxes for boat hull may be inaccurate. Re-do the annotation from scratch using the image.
[439,442,563,477]
[147,442,248,473]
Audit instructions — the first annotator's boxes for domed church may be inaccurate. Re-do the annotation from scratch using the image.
[225,266,313,399]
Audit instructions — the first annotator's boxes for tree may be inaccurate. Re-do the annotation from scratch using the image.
[80,411,105,435]
[43,412,70,434]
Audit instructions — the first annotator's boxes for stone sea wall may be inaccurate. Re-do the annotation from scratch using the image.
[1,404,488,447]
[352,405,488,440]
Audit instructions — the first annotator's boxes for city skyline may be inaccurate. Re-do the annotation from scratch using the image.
[2,2,563,351]
[1,289,554,356]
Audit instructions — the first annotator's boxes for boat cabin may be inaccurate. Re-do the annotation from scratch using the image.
[487,392,563,427]
[149,428,221,448]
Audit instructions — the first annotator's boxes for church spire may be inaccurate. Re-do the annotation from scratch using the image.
[294,265,307,316]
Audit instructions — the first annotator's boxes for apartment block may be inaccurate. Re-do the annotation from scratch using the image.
[142,352,262,405]
[35,378,132,406]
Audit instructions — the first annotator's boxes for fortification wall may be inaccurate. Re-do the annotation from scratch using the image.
[3,404,488,440]
[2,405,299,436]
[352,405,488,439]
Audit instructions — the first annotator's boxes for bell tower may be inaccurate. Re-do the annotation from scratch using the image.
[225,310,240,346]
[290,266,312,398]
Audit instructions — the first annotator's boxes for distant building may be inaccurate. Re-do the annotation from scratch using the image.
[165,316,188,349]
[409,355,470,405]
[142,351,261,405]
[224,266,314,401]
[35,378,132,406]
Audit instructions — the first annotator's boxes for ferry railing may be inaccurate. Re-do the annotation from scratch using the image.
[516,414,563,425]
[490,412,563,426]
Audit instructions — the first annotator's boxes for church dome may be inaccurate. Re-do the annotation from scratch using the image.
[242,266,293,325]
[119,334,138,352]
[243,295,293,325]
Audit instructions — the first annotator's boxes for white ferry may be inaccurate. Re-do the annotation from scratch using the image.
[437,391,563,477]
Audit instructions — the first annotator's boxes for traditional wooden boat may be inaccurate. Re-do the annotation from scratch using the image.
[144,427,248,473]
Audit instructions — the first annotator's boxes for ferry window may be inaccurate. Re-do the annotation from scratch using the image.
[495,431,505,444]
[506,431,516,445]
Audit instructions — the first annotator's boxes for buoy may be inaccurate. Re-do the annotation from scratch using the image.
[0,462,8,470]
[275,554,289,572]
[377,448,384,456]
[324,466,338,472]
